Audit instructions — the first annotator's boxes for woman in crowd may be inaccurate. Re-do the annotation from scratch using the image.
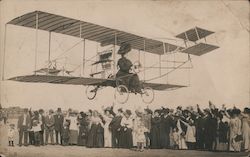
[241,108,250,152]
[32,111,41,146]
[228,108,242,152]
[180,118,196,150]
[215,112,229,151]
[77,112,89,146]
[150,110,161,149]
[87,110,104,148]
[102,108,113,148]
[67,111,79,145]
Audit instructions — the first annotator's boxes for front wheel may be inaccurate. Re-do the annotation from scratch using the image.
[114,85,129,104]
[141,87,154,104]
[85,86,97,100]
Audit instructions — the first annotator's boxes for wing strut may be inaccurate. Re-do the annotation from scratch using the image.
[47,32,52,75]
[2,24,7,81]
[34,12,39,75]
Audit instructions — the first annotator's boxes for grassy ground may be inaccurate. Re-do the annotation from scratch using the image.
[0,120,249,157]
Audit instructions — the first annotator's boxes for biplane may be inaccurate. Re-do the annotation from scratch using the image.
[3,11,219,104]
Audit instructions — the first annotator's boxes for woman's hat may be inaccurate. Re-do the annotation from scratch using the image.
[144,108,153,114]
[118,108,123,113]
[243,107,250,114]
[125,109,132,116]
[80,111,87,118]
[135,109,143,117]
[57,108,62,113]
[118,43,131,55]
[231,108,241,115]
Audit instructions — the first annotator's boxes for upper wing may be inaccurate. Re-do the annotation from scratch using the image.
[7,11,181,55]
[142,82,186,90]
[8,75,116,86]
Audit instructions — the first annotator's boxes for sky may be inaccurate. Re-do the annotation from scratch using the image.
[0,0,249,111]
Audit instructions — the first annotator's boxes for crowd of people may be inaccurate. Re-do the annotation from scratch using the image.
[6,101,250,152]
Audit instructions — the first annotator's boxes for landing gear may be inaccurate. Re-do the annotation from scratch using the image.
[115,85,129,104]
[141,86,154,104]
[85,85,98,100]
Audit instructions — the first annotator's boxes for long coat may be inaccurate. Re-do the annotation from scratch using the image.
[159,115,173,148]
[45,115,55,130]
[150,116,161,149]
[54,114,64,132]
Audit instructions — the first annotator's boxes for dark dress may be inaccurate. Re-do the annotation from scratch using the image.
[119,127,133,148]
[218,121,229,143]
[87,121,104,148]
[119,117,133,149]
[195,117,206,149]
[77,118,89,146]
[96,124,104,147]
[204,115,217,150]
[62,126,70,146]
[159,115,173,148]
[150,116,161,149]
[116,57,140,92]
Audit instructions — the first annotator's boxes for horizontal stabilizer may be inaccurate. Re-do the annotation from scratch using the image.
[181,43,219,56]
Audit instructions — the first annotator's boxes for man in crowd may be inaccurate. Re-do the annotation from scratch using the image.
[109,108,123,148]
[17,108,31,146]
[143,108,152,149]
[54,108,64,145]
[45,109,55,145]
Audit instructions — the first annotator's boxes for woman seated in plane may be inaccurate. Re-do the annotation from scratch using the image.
[116,43,141,93]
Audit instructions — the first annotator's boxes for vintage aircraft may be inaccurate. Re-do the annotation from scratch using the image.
[3,11,219,104]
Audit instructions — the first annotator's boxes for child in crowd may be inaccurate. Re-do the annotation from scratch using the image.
[8,124,16,147]
[62,121,70,146]
[134,110,146,152]
[172,127,180,150]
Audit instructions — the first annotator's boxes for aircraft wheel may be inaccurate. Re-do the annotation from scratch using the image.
[115,85,129,104]
[141,87,154,104]
[85,86,97,100]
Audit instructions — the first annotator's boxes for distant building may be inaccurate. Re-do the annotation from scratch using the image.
[4,106,26,119]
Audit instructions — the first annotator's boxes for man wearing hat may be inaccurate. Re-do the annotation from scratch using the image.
[45,109,55,145]
[54,108,64,145]
[116,43,141,93]
[17,108,31,146]
[109,108,123,148]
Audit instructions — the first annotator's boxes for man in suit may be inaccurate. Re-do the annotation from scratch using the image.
[109,108,123,148]
[45,109,55,145]
[143,108,152,149]
[17,108,31,146]
[54,108,64,145]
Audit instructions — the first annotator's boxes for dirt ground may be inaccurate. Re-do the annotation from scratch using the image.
[0,120,249,157]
